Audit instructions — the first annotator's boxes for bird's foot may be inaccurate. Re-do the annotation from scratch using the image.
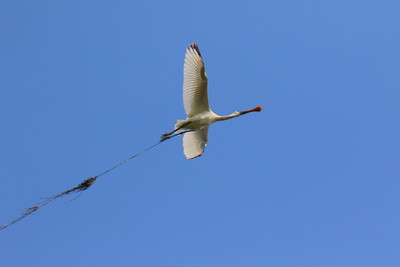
[160,129,192,142]
[161,131,172,137]
[160,131,173,142]
[160,135,172,142]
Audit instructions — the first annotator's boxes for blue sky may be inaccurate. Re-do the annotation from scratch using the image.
[1,1,399,266]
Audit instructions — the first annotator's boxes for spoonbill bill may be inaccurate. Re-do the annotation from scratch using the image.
[162,43,262,159]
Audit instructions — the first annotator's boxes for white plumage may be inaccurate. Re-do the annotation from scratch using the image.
[162,43,262,159]
[183,45,209,117]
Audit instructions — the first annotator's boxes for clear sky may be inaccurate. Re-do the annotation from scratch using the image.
[1,1,399,266]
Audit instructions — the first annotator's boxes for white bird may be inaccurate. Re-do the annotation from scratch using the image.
[162,43,262,159]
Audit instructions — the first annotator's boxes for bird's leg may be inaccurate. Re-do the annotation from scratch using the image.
[160,130,192,142]
[161,121,192,137]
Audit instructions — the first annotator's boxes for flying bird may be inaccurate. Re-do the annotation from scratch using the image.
[162,43,262,159]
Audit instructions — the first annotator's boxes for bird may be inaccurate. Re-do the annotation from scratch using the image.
[162,43,262,159]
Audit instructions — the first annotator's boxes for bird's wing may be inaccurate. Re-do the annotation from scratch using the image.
[183,126,209,160]
[183,43,210,117]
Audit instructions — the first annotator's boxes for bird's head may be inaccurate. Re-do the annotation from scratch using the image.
[237,106,263,116]
[231,111,241,117]
[219,106,262,121]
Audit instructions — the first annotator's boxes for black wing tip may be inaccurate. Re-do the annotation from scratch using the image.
[188,43,202,58]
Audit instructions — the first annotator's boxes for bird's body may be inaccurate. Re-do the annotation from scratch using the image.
[162,43,262,159]
[175,110,225,131]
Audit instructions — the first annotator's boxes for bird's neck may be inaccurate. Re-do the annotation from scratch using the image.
[216,113,239,121]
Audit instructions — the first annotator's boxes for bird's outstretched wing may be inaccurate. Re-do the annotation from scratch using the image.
[183,43,210,117]
[183,126,209,160]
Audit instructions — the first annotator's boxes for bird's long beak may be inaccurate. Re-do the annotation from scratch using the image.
[238,106,263,115]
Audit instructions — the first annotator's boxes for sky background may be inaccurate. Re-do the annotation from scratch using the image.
[1,1,399,266]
